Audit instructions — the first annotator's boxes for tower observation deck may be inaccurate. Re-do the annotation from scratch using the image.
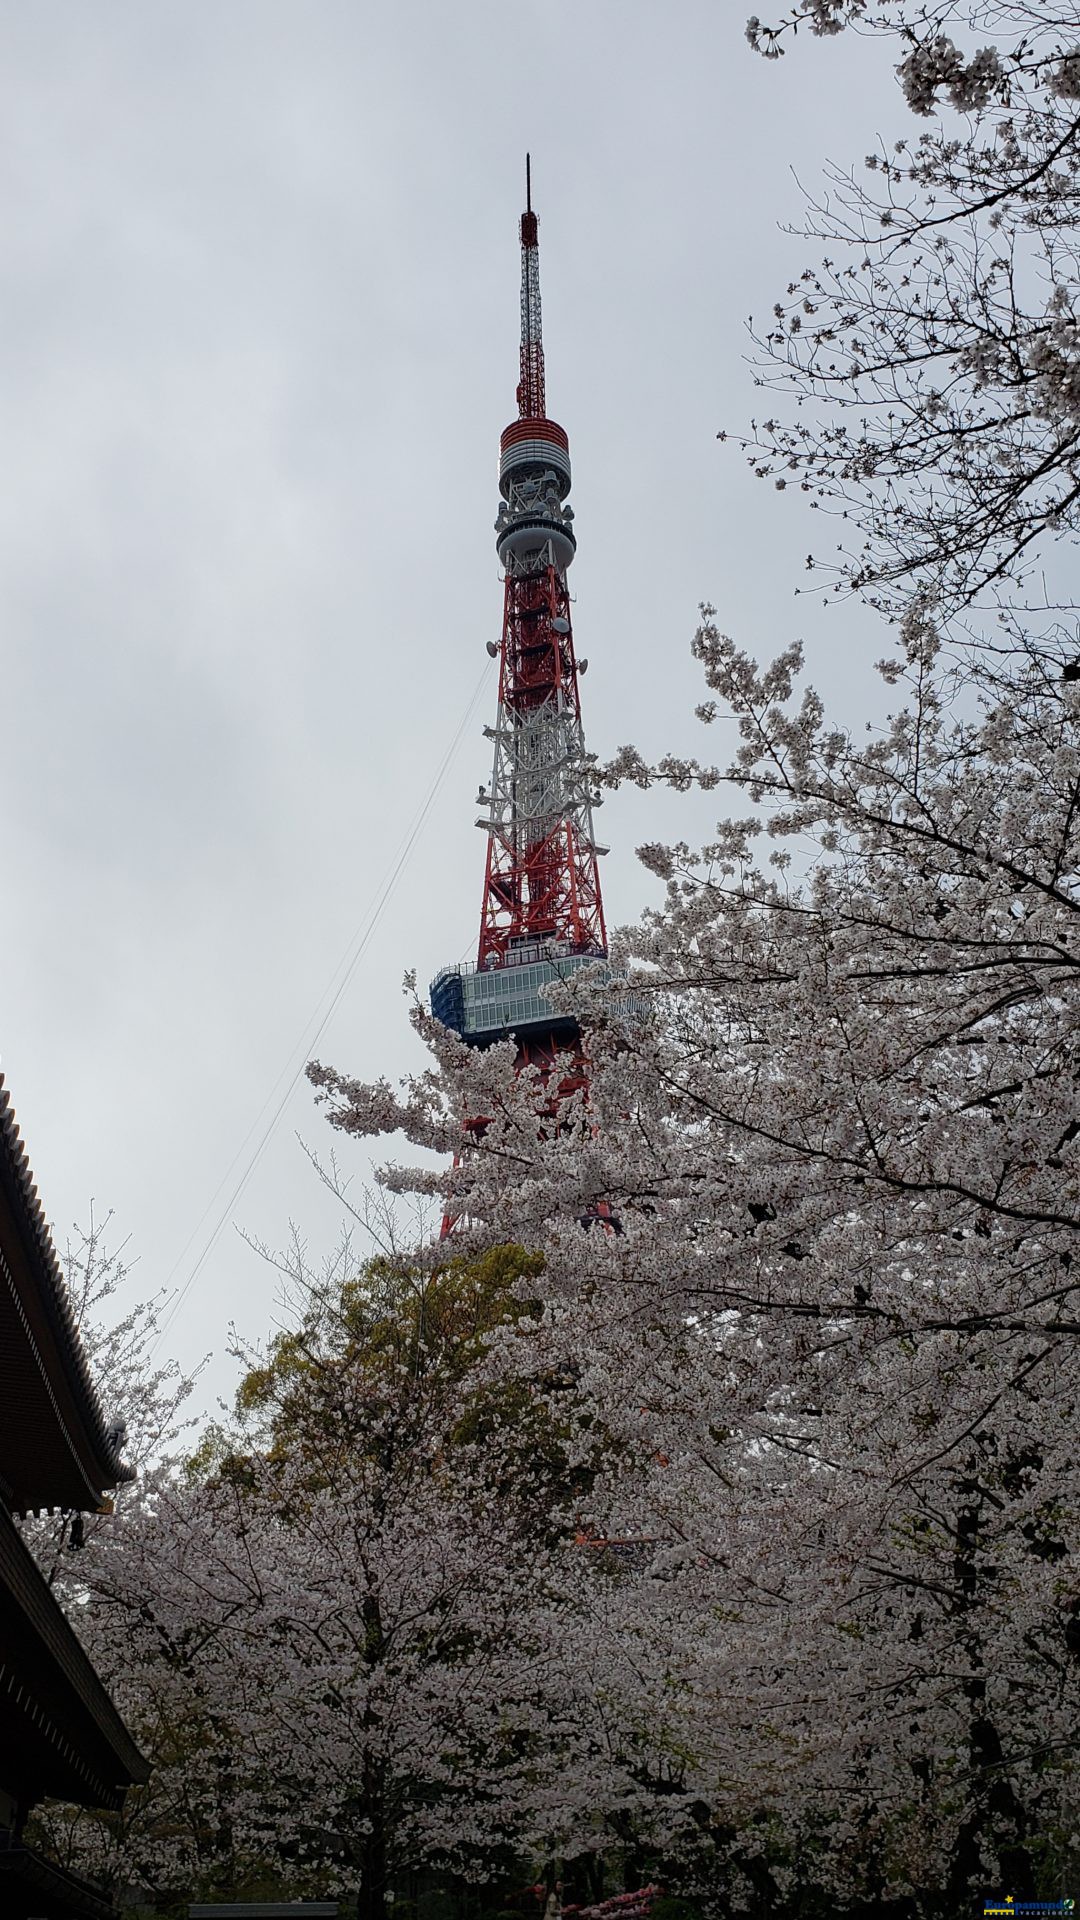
[430,161,609,1076]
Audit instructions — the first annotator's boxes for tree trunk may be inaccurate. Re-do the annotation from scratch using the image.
[355,1813,388,1920]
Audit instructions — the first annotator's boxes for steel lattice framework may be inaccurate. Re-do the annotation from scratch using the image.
[477,554,606,970]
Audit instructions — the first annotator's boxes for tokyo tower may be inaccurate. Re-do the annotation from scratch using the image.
[430,161,609,1083]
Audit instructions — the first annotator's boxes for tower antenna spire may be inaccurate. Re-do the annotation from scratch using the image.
[517,156,545,419]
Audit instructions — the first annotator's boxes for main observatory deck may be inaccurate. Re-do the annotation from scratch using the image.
[431,946,627,1046]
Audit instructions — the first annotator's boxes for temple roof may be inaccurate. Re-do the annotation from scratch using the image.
[0,1075,133,1514]
[0,1501,149,1807]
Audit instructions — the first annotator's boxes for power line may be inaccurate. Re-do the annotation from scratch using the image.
[151,662,491,1353]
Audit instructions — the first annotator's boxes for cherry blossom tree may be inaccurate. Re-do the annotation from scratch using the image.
[39,1231,693,1916]
[307,595,1080,1907]
[21,1214,206,1899]
[24,1209,200,1579]
[734,2,1080,625]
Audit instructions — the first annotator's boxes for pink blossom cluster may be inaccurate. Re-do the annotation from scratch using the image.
[562,1887,659,1920]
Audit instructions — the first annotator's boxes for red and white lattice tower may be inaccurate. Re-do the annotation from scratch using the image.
[430,161,609,1086]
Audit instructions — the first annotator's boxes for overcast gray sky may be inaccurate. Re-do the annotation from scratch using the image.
[1,2,905,1412]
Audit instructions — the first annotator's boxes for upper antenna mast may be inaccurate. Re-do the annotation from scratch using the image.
[517,153,545,419]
